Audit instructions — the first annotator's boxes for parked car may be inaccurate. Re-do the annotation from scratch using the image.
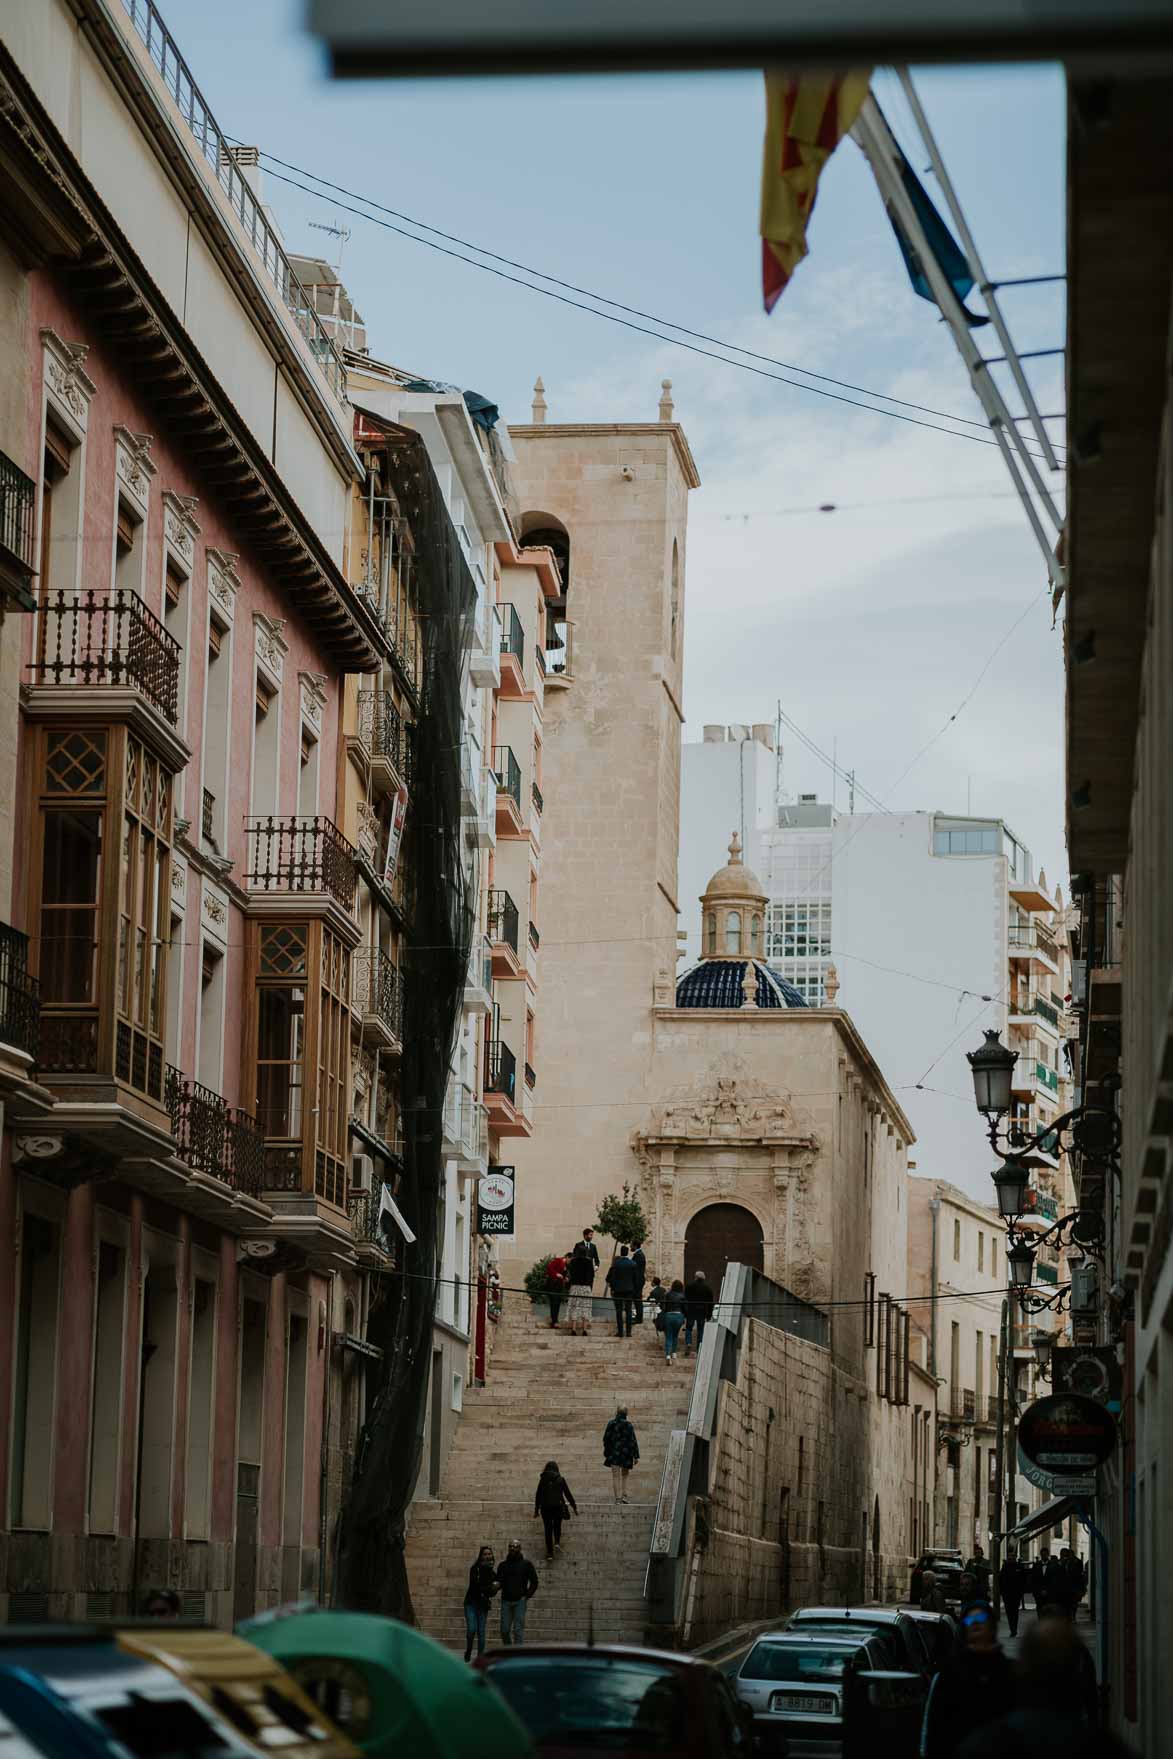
[784,1608,933,1686]
[900,1609,958,1672]
[476,1643,752,1758]
[910,1550,963,1604]
[732,1630,918,1755]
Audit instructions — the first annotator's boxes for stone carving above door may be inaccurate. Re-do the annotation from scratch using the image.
[633,1065,817,1152]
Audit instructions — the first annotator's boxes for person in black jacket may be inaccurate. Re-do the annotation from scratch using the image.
[581,1228,601,1279]
[630,1241,647,1325]
[602,1406,640,1502]
[605,1245,640,1337]
[533,1459,578,1559]
[683,1270,715,1354]
[463,1546,498,1661]
[923,1601,1017,1757]
[497,1539,539,1645]
[1000,1544,1025,1637]
[566,1241,595,1336]
[659,1279,687,1363]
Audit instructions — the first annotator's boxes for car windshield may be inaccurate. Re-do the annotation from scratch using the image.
[741,1644,853,1681]
[484,1657,687,1750]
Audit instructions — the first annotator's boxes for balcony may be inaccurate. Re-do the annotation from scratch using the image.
[352,590,421,700]
[461,757,495,851]
[545,617,574,685]
[351,947,403,1051]
[1008,921,1059,974]
[165,1066,265,1197]
[0,449,37,609]
[348,1188,396,1258]
[487,888,521,976]
[442,1079,488,1170]
[358,692,413,799]
[244,814,357,914]
[1009,992,1061,1031]
[0,921,40,1082]
[528,919,540,956]
[498,602,526,697]
[532,779,544,816]
[470,602,502,690]
[525,1061,536,1090]
[949,1387,977,1420]
[492,745,524,834]
[464,934,494,1015]
[28,588,181,731]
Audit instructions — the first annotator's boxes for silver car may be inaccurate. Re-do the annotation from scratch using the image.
[732,1632,884,1756]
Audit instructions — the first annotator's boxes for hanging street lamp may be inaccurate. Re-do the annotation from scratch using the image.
[991,1154,1032,1220]
[967,1029,1017,1117]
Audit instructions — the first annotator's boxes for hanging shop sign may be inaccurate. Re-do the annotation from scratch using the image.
[1017,1445,1096,1500]
[1050,1345,1123,1414]
[476,1165,516,1238]
[383,784,409,887]
[1018,1393,1118,1476]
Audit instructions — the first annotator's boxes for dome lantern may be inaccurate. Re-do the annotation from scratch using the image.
[700,832,768,962]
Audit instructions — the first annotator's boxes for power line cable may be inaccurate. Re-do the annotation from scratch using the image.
[249,155,1059,458]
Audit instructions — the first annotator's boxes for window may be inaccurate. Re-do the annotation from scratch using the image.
[669,537,680,660]
[978,1231,985,1272]
[256,927,307,1150]
[281,1314,308,1549]
[113,497,143,598]
[725,910,742,955]
[116,736,172,1102]
[991,1238,998,1281]
[750,913,762,955]
[953,1218,961,1261]
[165,559,185,611]
[138,1265,179,1538]
[185,1277,216,1541]
[198,942,225,1094]
[203,615,231,848]
[315,927,351,1207]
[298,726,319,818]
[10,1210,61,1528]
[251,673,279,817]
[88,1238,126,1534]
[705,913,716,954]
[38,417,80,605]
[933,819,1000,857]
[40,800,103,1004]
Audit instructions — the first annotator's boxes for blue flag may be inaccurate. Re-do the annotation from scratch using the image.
[878,106,989,327]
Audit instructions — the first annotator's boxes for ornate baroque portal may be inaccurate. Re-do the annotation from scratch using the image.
[632,1068,819,1294]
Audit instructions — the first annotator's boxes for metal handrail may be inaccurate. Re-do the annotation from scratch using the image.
[244,814,357,910]
[491,746,522,812]
[0,450,36,578]
[352,947,403,1038]
[499,601,524,663]
[531,779,544,814]
[357,691,414,783]
[487,888,519,954]
[117,0,347,402]
[30,587,181,725]
[485,1038,517,1100]
[0,922,39,1062]
[165,1065,264,1195]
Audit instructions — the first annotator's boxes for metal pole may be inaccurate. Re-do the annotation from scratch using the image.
[992,1295,1007,1612]
[896,68,1059,472]
[1005,1298,1017,1577]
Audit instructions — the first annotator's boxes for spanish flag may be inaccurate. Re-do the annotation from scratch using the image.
[761,70,871,314]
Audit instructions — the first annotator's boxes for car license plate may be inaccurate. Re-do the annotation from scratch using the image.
[769,1692,836,1715]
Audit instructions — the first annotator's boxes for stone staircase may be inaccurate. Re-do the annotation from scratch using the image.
[405,1294,693,1650]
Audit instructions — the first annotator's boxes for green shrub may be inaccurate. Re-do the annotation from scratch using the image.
[595,1183,650,1257]
[524,1254,555,1301]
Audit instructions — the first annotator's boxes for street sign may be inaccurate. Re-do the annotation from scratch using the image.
[476,1165,516,1237]
[1051,1344,1123,1414]
[1017,1447,1096,1499]
[1018,1393,1118,1473]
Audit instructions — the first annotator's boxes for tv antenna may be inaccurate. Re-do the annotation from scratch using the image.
[308,219,352,269]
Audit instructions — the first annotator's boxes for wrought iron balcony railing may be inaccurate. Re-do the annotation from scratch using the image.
[357,690,414,783]
[165,1066,264,1195]
[117,0,347,402]
[531,779,544,814]
[0,449,36,605]
[525,1061,536,1090]
[244,814,357,910]
[30,588,181,725]
[485,1038,517,1102]
[499,601,524,664]
[352,593,420,696]
[487,888,519,955]
[528,920,540,951]
[352,947,403,1039]
[492,745,522,813]
[0,921,40,1063]
[348,1188,393,1252]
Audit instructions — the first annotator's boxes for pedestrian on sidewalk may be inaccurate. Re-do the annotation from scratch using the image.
[463,1545,499,1662]
[533,1459,578,1560]
[605,1245,640,1337]
[648,1275,665,1313]
[566,1241,595,1336]
[1000,1545,1025,1638]
[1042,1551,1068,1615]
[683,1269,715,1355]
[544,1252,569,1329]
[1059,1548,1085,1618]
[954,1613,1129,1757]
[659,1279,687,1364]
[603,1405,640,1502]
[966,1542,992,1596]
[920,1569,948,1614]
[581,1228,601,1279]
[497,1538,539,1645]
[922,1601,1016,1758]
[630,1240,647,1325]
[1029,1551,1048,1615]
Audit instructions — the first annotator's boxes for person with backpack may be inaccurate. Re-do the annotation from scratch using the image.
[496,1538,540,1645]
[533,1459,578,1560]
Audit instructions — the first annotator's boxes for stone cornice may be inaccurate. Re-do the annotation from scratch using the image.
[508,421,701,489]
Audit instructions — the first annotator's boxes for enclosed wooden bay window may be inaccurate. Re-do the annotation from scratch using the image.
[246,919,351,1207]
[31,724,172,1106]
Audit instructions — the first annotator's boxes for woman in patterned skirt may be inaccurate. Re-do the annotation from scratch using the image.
[566,1240,595,1335]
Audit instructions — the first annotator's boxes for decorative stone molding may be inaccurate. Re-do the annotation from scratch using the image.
[300,670,328,732]
[113,426,156,511]
[161,489,201,560]
[207,548,240,624]
[635,1072,816,1150]
[41,327,97,430]
[170,851,188,915]
[254,612,288,689]
[201,879,230,949]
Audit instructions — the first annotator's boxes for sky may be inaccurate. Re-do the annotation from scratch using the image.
[175,4,1067,884]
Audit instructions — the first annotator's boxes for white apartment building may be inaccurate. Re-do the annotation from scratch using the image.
[681,725,1075,1206]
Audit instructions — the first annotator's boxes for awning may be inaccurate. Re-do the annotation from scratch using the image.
[1004,1495,1085,1543]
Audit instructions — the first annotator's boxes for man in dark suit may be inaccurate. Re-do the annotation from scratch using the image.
[684,1270,715,1354]
[581,1228,601,1283]
[605,1245,640,1338]
[630,1240,647,1324]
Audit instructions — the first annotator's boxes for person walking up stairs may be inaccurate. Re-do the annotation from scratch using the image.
[405,1287,691,1650]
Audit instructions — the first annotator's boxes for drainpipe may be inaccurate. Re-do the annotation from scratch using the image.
[928,1197,940,1378]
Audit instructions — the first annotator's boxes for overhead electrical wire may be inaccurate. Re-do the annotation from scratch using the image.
[239,146,1061,459]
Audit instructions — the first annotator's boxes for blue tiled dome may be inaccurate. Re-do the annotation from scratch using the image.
[675,959,808,1010]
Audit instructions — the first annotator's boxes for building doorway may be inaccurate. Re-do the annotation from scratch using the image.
[684,1203,764,1285]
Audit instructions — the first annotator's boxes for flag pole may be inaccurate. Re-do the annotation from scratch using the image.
[852,97,1065,595]
[895,68,1060,473]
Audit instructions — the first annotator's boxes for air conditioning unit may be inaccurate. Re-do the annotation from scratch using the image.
[351,1152,375,1192]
